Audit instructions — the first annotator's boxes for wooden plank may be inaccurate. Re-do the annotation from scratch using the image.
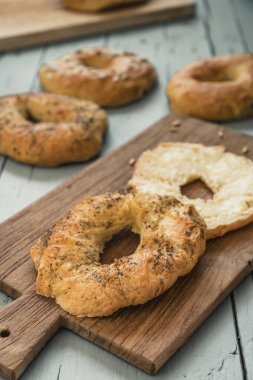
[0,115,253,380]
[0,35,106,224]
[0,11,244,380]
[106,25,168,148]
[0,3,251,379]
[20,301,240,380]
[233,276,253,380]
[0,47,45,223]
[203,1,253,378]
[0,47,46,347]
[23,20,242,380]
[203,0,245,55]
[0,292,60,380]
[0,0,195,52]
[163,10,244,378]
[232,0,253,51]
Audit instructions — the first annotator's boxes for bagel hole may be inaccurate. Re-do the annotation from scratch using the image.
[102,229,140,264]
[193,73,233,83]
[81,56,128,72]
[181,179,213,200]
[25,109,40,123]
[81,56,113,70]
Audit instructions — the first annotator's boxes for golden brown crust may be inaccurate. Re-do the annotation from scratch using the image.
[167,54,253,121]
[129,142,253,239]
[0,93,108,166]
[39,47,157,107]
[63,0,147,12]
[30,190,206,317]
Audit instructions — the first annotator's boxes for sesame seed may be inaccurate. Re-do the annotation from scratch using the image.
[129,158,136,166]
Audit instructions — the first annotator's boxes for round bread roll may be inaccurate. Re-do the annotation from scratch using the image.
[167,54,253,121]
[0,93,108,166]
[129,142,253,239]
[63,0,147,12]
[39,47,157,107]
[30,190,206,317]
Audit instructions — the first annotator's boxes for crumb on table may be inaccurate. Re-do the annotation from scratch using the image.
[241,146,249,155]
[171,119,181,127]
[218,130,224,138]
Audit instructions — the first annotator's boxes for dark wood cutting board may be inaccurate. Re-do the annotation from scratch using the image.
[0,114,253,380]
[0,0,195,53]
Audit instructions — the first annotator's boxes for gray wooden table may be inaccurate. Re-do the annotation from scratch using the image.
[0,0,252,379]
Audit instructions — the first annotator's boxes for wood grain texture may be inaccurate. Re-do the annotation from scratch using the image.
[0,114,253,380]
[0,1,252,378]
[0,0,195,52]
[200,1,253,378]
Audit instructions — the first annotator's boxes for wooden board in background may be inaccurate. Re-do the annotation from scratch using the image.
[0,0,195,52]
[0,114,253,380]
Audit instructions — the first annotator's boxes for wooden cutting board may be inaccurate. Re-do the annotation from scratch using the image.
[0,114,253,380]
[0,0,195,53]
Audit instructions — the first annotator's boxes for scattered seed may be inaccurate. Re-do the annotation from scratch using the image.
[129,158,136,166]
[171,119,181,127]
[170,126,178,133]
[241,146,249,154]
[218,130,224,138]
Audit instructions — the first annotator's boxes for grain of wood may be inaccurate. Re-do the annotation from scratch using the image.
[0,0,195,52]
[0,1,252,379]
[163,10,244,378]
[0,115,253,380]
[106,24,168,149]
[0,48,44,221]
[201,1,253,378]
[232,0,253,52]
[0,36,106,224]
[31,17,245,380]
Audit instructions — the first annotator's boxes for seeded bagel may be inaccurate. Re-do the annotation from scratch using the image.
[167,54,253,121]
[30,190,206,317]
[0,93,108,166]
[129,142,253,239]
[39,47,157,107]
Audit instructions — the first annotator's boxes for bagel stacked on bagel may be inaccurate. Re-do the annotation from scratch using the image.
[63,0,147,12]
[39,47,157,107]
[0,93,108,166]
[167,54,253,121]
[30,190,206,317]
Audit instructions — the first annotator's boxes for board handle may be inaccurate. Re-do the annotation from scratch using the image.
[0,290,61,380]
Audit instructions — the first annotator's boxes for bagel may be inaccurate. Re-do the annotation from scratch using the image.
[0,93,108,166]
[39,47,157,107]
[30,190,206,317]
[129,142,253,239]
[63,0,147,12]
[167,54,253,121]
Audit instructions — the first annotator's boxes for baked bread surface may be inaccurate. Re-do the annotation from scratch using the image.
[30,190,206,317]
[39,47,157,107]
[129,142,253,239]
[0,93,108,166]
[167,54,253,121]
